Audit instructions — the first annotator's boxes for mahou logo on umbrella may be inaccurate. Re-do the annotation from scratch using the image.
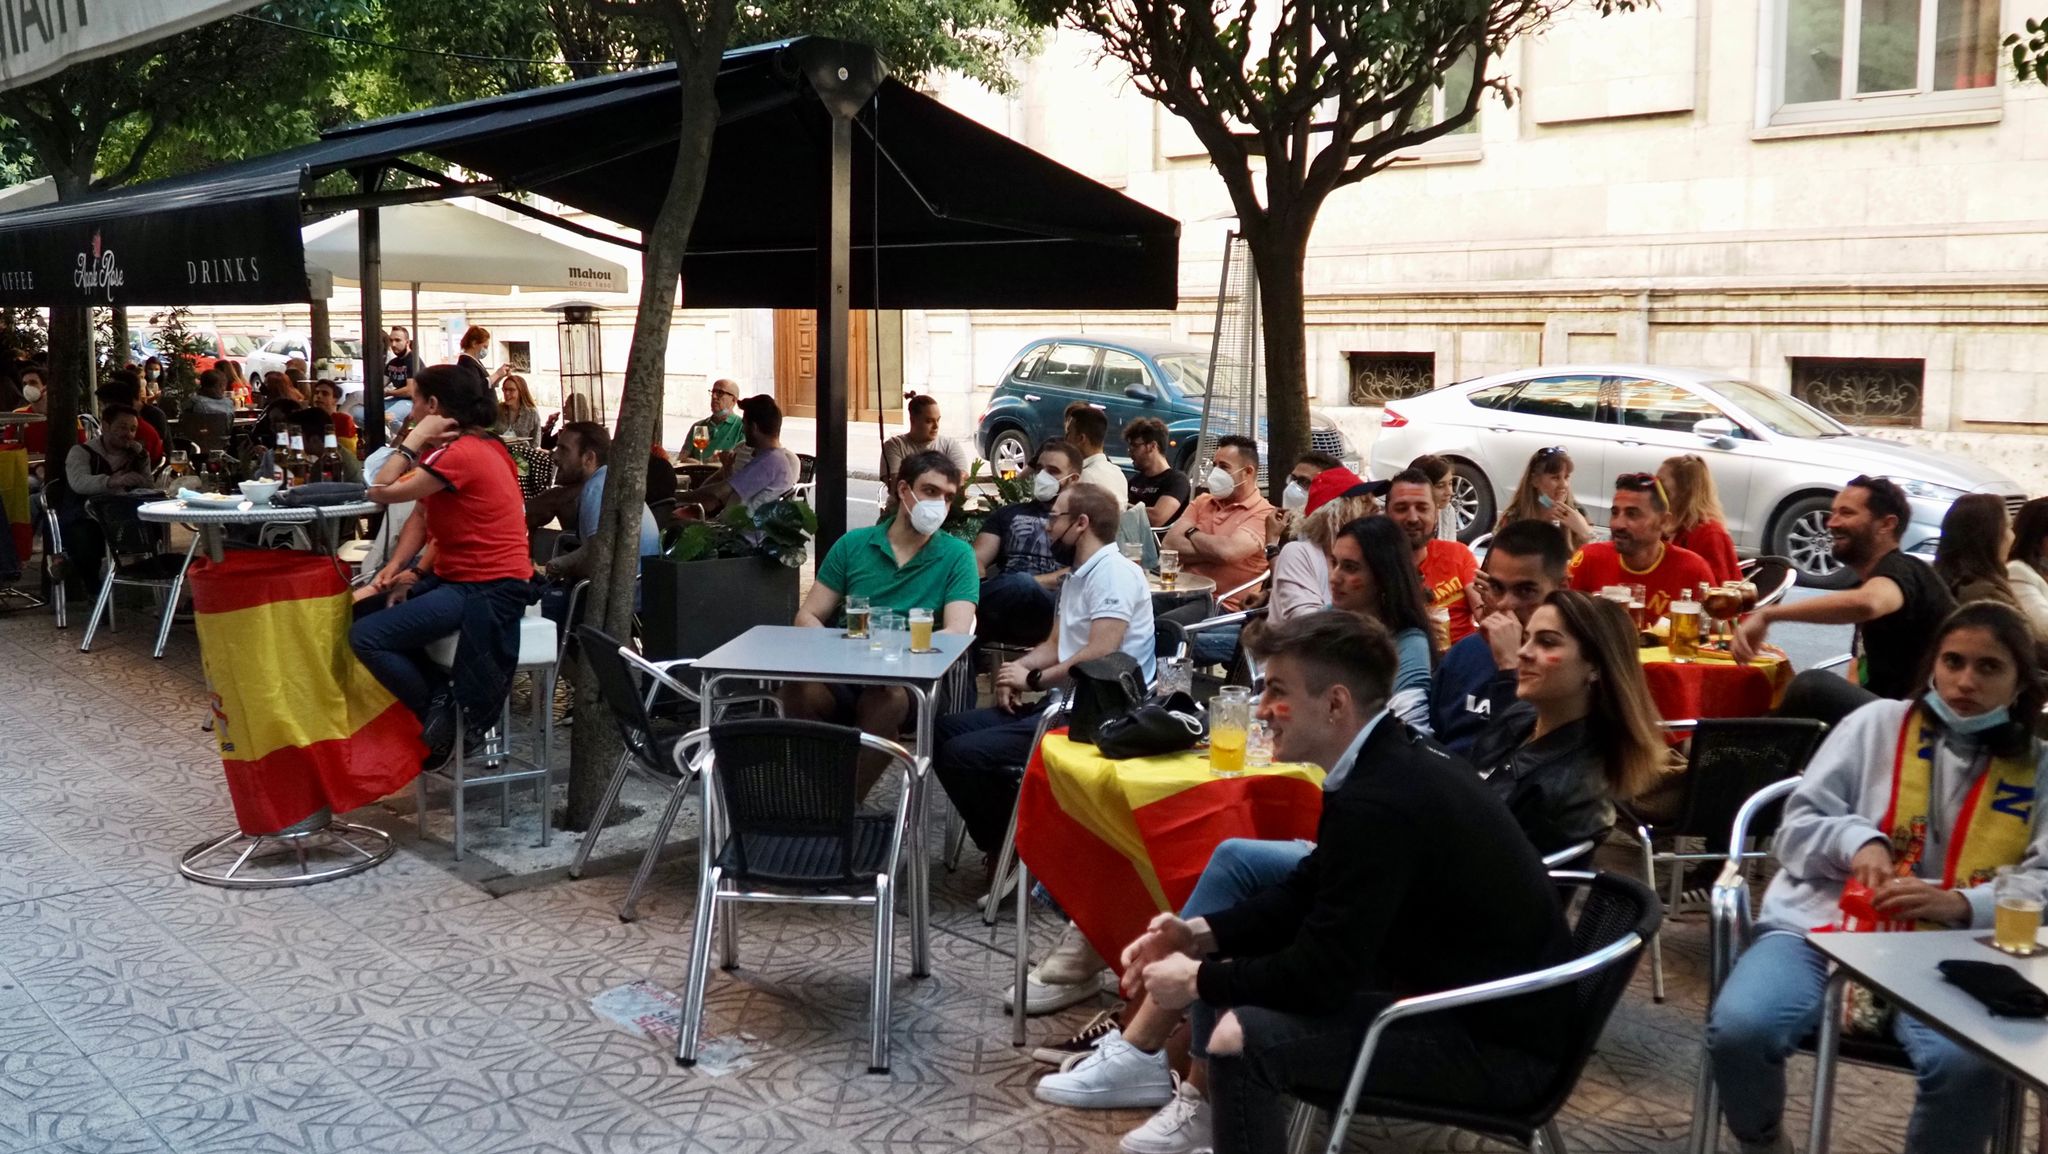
[73,228,123,301]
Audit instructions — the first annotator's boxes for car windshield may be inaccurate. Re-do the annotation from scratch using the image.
[1155,354,1208,395]
[334,339,362,359]
[1707,378,1848,438]
[219,334,263,357]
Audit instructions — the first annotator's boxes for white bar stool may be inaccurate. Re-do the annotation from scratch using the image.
[417,601,558,860]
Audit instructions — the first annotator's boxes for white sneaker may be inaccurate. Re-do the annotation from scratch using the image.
[1120,1077,1211,1154]
[1004,921,1112,1016]
[1034,1031,1174,1109]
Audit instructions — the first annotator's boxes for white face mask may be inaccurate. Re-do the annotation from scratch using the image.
[908,497,948,536]
[1031,470,1062,502]
[1206,465,1237,498]
[18,383,39,403]
[1281,481,1309,512]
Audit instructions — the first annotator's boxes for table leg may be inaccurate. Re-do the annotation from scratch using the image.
[1807,968,1850,1154]
[1013,858,1031,1047]
[200,524,225,563]
[1994,1079,2025,1154]
[908,684,934,979]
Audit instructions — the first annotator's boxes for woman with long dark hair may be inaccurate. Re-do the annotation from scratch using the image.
[1658,454,1740,583]
[1496,444,1593,550]
[1934,494,2020,612]
[1466,590,1664,853]
[351,363,535,769]
[1708,600,2046,1154]
[2007,496,2048,645]
[1328,516,1437,713]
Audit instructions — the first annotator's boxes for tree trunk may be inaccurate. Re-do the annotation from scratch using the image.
[1250,227,1312,501]
[563,3,738,833]
[109,307,128,368]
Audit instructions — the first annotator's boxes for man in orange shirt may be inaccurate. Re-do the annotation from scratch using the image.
[1162,435,1272,663]
[1567,472,1714,621]
[1387,468,1480,647]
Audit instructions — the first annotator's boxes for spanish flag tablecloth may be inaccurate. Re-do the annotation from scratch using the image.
[0,446,28,566]
[1015,732,1325,973]
[190,549,426,836]
[1639,643,1793,726]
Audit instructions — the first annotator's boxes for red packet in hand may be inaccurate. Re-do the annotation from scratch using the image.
[1824,880,1903,1036]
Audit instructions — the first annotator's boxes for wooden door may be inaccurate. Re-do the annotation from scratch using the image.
[774,310,899,421]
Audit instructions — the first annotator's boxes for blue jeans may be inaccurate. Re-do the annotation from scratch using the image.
[1707,929,2001,1152]
[933,700,1050,855]
[349,574,535,731]
[1186,839,1311,1061]
[1189,622,1241,668]
[975,571,1056,647]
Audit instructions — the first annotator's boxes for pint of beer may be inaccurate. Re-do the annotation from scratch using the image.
[1995,868,2044,955]
[908,607,934,652]
[845,595,871,639]
[1669,596,1703,660]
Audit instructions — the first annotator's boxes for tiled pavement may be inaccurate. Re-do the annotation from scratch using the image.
[0,597,1931,1153]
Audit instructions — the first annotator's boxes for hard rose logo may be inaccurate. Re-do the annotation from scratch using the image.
[72,228,123,301]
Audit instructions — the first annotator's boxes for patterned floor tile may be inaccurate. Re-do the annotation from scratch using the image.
[0,1050,144,1150]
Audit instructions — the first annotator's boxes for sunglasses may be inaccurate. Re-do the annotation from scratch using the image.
[1536,445,1568,459]
[1615,472,1658,489]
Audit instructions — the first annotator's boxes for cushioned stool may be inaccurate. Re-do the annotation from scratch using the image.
[419,605,558,860]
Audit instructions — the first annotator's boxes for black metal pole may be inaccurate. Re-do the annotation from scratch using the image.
[358,169,386,452]
[816,112,853,553]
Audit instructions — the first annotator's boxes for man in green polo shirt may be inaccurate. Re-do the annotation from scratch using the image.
[678,379,745,463]
[788,449,980,795]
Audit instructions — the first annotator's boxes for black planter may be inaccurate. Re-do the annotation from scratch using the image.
[640,554,801,663]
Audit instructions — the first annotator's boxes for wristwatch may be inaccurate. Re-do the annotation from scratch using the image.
[1026,668,1044,691]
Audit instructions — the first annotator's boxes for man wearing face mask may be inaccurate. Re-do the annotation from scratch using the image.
[1163,436,1272,612]
[973,439,1081,646]
[788,450,981,795]
[1277,451,1341,519]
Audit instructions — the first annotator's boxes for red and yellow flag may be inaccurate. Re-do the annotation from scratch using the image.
[1015,732,1326,973]
[189,549,426,835]
[0,447,29,564]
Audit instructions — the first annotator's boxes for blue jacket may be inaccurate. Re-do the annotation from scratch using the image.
[1427,632,1519,758]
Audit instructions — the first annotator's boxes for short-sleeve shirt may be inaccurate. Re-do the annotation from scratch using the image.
[1419,538,1480,646]
[1567,541,1714,622]
[1129,466,1192,524]
[731,446,799,511]
[1183,489,1273,609]
[1672,520,1742,584]
[1059,545,1156,684]
[418,435,533,583]
[577,465,662,563]
[1857,549,1957,699]
[384,349,420,394]
[980,500,1061,577]
[880,433,972,482]
[1079,453,1130,506]
[815,524,980,627]
[685,411,745,456]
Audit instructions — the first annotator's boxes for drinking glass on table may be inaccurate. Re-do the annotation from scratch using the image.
[1157,549,1180,589]
[1209,685,1251,776]
[907,607,934,652]
[1668,595,1703,662]
[1704,583,1744,647]
[869,610,895,653]
[1995,867,2044,956]
[1628,583,1649,632]
[877,612,908,662]
[1120,541,1143,564]
[691,424,711,456]
[845,595,871,639]
[168,449,189,479]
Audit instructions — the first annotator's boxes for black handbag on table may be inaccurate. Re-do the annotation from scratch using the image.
[1096,691,1207,759]
[1065,652,1147,746]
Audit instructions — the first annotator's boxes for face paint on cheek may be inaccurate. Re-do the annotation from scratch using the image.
[1270,704,1293,721]
[1542,653,1563,666]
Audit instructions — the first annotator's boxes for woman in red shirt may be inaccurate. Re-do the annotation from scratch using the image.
[1658,453,1741,583]
[350,363,537,768]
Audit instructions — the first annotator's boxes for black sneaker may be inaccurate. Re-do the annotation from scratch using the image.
[419,693,457,772]
[1030,1008,1120,1066]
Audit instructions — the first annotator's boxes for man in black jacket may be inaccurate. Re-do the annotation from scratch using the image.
[1120,611,1573,1154]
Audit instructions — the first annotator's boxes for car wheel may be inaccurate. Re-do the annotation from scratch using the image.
[987,426,1032,477]
[1772,494,1853,590]
[1449,460,1495,544]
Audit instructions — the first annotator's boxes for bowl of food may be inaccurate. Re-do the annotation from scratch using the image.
[238,479,282,506]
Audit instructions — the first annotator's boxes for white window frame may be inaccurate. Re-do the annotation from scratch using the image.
[1758,0,2001,129]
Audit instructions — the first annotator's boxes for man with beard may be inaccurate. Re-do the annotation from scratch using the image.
[1386,468,1480,646]
[1734,475,1955,726]
[1566,471,1713,621]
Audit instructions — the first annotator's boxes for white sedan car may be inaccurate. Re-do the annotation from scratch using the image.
[1369,364,2026,587]
[244,332,368,404]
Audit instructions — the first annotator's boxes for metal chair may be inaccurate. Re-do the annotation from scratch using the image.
[1618,717,1828,1002]
[1540,839,1600,871]
[1291,871,1661,1154]
[792,452,817,504]
[967,690,1069,929]
[674,718,917,1073]
[1744,555,1798,609]
[40,504,66,628]
[78,494,199,659]
[1169,602,1268,699]
[1683,778,1914,1154]
[569,624,779,921]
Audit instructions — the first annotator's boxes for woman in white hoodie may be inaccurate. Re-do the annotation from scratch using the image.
[1705,600,2048,1154]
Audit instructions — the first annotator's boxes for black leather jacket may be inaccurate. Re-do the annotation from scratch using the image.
[1467,702,1613,854]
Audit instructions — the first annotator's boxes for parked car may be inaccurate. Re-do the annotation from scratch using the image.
[975,336,1361,481]
[191,331,267,375]
[244,331,367,401]
[1368,364,2026,587]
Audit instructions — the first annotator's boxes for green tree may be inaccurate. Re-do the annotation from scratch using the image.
[1021,0,1629,484]
[2008,19,2048,86]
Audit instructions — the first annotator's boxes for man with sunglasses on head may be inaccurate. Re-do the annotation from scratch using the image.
[1566,471,1713,621]
[678,379,745,464]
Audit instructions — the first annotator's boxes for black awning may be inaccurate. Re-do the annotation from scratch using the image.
[0,37,1179,310]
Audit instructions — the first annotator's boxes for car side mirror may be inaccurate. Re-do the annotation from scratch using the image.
[1123,384,1157,402]
[1692,417,1738,446]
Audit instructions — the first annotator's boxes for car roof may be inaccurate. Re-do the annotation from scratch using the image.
[1022,335,1206,359]
[1450,364,1739,389]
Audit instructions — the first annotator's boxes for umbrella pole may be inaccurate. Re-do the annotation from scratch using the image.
[410,284,420,351]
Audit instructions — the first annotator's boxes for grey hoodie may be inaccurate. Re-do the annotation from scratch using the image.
[1760,697,2048,936]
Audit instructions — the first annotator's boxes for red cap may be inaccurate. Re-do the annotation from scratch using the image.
[1304,466,1366,516]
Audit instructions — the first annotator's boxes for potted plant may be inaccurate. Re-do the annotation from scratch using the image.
[640,493,816,662]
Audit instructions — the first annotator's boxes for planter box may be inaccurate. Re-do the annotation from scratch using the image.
[640,554,800,664]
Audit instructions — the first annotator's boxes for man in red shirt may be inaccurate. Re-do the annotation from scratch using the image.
[1387,468,1479,647]
[1567,472,1714,621]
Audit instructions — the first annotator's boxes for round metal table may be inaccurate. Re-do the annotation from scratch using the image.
[0,411,45,424]
[138,497,393,888]
[1146,570,1217,613]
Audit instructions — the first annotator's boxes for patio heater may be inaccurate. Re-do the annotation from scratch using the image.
[546,300,608,422]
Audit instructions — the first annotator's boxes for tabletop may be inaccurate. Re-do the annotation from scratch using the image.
[0,412,44,426]
[693,623,973,684]
[1146,572,1217,596]
[138,498,379,525]
[1810,927,2048,1091]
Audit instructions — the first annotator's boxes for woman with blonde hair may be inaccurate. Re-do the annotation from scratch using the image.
[1496,445,1594,550]
[497,374,540,441]
[219,358,253,407]
[1268,467,1380,621]
[1658,453,1740,582]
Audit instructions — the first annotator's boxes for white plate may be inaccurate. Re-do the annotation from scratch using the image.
[180,491,246,508]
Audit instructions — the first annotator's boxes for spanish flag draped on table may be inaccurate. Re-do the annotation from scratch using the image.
[0,446,29,566]
[1015,731,1326,972]
[190,549,426,835]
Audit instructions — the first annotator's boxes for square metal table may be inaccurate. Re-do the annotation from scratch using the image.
[1807,927,2048,1154]
[693,624,975,977]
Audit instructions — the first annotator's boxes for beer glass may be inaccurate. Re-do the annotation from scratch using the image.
[869,610,896,653]
[1669,596,1703,661]
[1995,867,2044,956]
[1158,549,1180,589]
[1120,541,1144,564]
[1209,686,1250,776]
[1704,583,1745,646]
[907,607,934,652]
[1628,584,1649,632]
[845,595,871,639]
[877,612,908,662]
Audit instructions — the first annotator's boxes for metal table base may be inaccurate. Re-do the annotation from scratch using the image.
[179,809,395,889]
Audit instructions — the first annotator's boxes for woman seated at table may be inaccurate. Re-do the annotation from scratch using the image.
[1327,515,1436,724]
[1934,495,2030,622]
[350,364,536,770]
[1658,454,1740,583]
[1495,444,1594,551]
[1465,589,1663,857]
[498,374,541,441]
[1265,467,1379,622]
[1706,600,2048,1154]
